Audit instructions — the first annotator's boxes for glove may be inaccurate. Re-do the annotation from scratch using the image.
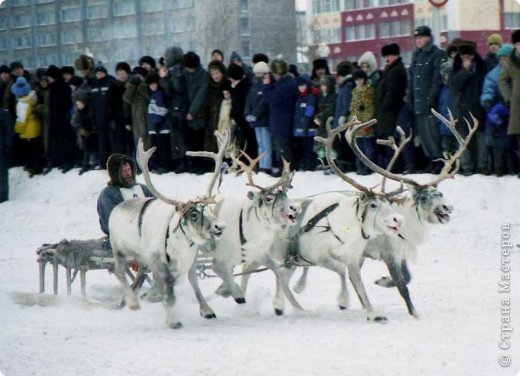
[482,100,492,112]
[245,114,257,123]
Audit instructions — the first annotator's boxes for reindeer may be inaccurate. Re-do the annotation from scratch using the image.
[342,109,479,318]
[108,131,229,329]
[188,152,303,317]
[286,118,405,321]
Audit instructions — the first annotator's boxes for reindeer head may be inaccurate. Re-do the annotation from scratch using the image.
[231,153,301,229]
[411,186,453,224]
[356,193,404,239]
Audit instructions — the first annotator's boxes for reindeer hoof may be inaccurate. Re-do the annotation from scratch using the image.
[235,297,246,304]
[367,315,387,323]
[128,302,140,311]
[203,313,217,319]
[339,305,347,310]
[375,277,395,288]
[168,321,183,329]
[275,309,284,316]
[411,311,420,320]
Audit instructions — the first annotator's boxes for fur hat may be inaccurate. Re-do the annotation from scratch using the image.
[288,64,299,77]
[497,43,514,58]
[74,54,95,71]
[69,76,83,88]
[253,61,270,74]
[35,68,47,81]
[11,77,31,98]
[352,69,368,81]
[336,61,354,77]
[61,66,75,76]
[131,66,148,78]
[107,154,137,188]
[381,43,400,57]
[487,33,503,47]
[10,61,23,71]
[0,65,10,74]
[414,25,432,38]
[115,61,131,74]
[252,53,269,64]
[183,51,200,69]
[312,58,329,71]
[511,29,520,45]
[46,65,62,81]
[458,41,476,56]
[211,49,224,60]
[138,55,156,69]
[446,42,459,57]
[230,51,242,63]
[270,59,288,76]
[208,60,226,75]
[227,63,244,80]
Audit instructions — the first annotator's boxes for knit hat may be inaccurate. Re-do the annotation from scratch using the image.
[93,61,108,74]
[458,41,476,56]
[252,53,269,64]
[46,65,62,81]
[11,77,31,98]
[253,61,270,74]
[69,76,83,88]
[61,66,75,76]
[270,59,288,76]
[381,43,400,57]
[10,61,23,71]
[138,55,156,69]
[414,25,432,38]
[497,43,514,58]
[211,49,224,60]
[487,33,503,47]
[183,51,200,69]
[352,69,368,81]
[227,63,244,80]
[115,61,131,74]
[336,61,354,77]
[0,65,10,74]
[208,60,226,75]
[74,54,95,71]
[296,74,311,87]
[288,64,299,77]
[512,29,520,45]
[230,51,242,63]
[75,89,89,104]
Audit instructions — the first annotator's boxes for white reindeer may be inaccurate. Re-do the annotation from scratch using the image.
[108,132,228,329]
[188,153,303,317]
[286,119,405,321]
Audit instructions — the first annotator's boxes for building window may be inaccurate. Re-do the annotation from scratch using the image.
[345,0,374,10]
[113,0,135,17]
[504,12,520,29]
[0,18,6,30]
[240,18,250,36]
[314,28,341,44]
[380,21,390,38]
[113,22,137,38]
[240,0,249,12]
[61,29,82,44]
[143,21,165,35]
[38,54,57,68]
[12,14,31,28]
[241,39,251,59]
[0,38,7,50]
[36,32,57,46]
[172,0,194,9]
[172,17,194,33]
[312,0,340,14]
[61,7,81,23]
[344,24,375,41]
[87,27,109,42]
[379,0,408,5]
[141,0,163,12]
[380,19,409,38]
[36,11,56,26]
[87,4,108,20]
[441,14,448,31]
[13,35,32,49]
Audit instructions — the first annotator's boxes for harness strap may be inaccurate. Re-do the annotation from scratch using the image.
[239,209,247,246]
[138,198,156,238]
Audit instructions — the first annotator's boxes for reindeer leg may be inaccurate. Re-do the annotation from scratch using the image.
[321,258,350,310]
[113,251,139,310]
[212,260,245,304]
[347,262,386,322]
[293,266,309,294]
[375,259,412,288]
[188,263,216,319]
[162,272,182,329]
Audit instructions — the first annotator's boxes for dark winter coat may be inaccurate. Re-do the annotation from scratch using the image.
[450,53,487,131]
[47,79,74,162]
[148,89,169,134]
[293,78,320,138]
[77,104,97,153]
[333,75,355,128]
[185,66,209,130]
[375,57,407,135]
[0,108,13,158]
[263,74,298,138]
[89,75,116,130]
[203,78,226,152]
[408,41,447,115]
[244,77,269,128]
[230,78,251,131]
[438,84,454,136]
[123,81,150,149]
[314,76,336,130]
[499,50,520,135]
[108,80,132,130]
[159,65,189,121]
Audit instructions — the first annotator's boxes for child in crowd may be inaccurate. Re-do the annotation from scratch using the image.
[146,73,170,174]
[74,92,98,175]
[314,75,337,169]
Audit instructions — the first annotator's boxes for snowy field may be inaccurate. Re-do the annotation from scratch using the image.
[0,166,519,376]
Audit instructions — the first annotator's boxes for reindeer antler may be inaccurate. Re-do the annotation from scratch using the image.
[136,138,186,208]
[314,116,377,195]
[186,129,231,201]
[378,126,412,192]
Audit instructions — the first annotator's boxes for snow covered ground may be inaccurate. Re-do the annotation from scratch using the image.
[0,166,519,376]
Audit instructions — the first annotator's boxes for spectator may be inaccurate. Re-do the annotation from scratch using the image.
[11,77,42,177]
[61,66,75,84]
[311,58,331,84]
[123,66,150,152]
[108,62,133,155]
[146,73,170,174]
[211,49,225,64]
[0,65,10,106]
[288,64,300,79]
[313,75,336,168]
[349,69,375,175]
[263,59,297,175]
[293,74,319,171]
[358,51,381,88]
[229,51,253,83]
[438,62,456,157]
[484,33,503,72]
[408,25,447,173]
[0,108,13,202]
[139,55,157,73]
[245,61,272,174]
[75,91,98,175]
[499,29,520,177]
[450,41,488,175]
[375,43,408,170]
[205,61,227,153]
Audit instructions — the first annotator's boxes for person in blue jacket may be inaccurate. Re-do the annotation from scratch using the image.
[147,73,170,173]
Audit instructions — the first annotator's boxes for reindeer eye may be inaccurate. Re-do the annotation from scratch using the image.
[189,210,200,222]
[420,196,427,203]
[265,195,274,204]
[369,202,377,209]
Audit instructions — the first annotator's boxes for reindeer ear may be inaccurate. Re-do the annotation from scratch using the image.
[247,191,255,201]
